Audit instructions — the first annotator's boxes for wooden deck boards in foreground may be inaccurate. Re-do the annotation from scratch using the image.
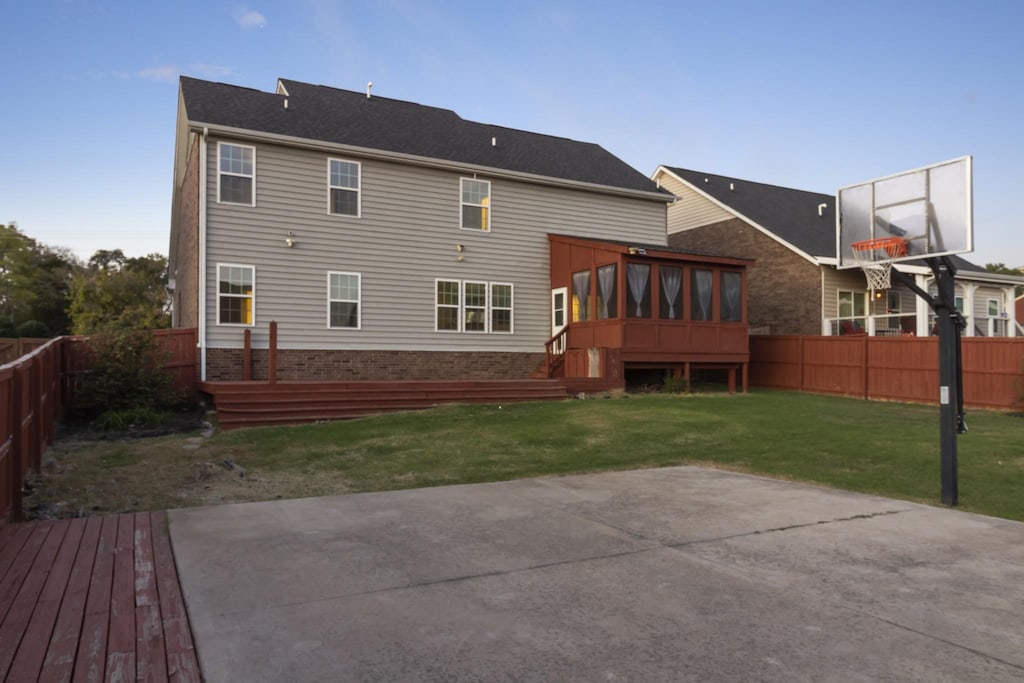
[0,512,199,682]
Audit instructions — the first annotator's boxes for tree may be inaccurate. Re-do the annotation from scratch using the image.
[0,223,80,336]
[984,263,1024,297]
[68,250,171,334]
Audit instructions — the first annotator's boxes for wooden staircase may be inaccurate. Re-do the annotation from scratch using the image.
[200,379,571,429]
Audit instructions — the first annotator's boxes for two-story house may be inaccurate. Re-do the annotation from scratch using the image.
[169,77,751,400]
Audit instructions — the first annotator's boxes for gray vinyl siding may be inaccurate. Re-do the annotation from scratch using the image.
[204,137,667,351]
[821,267,870,320]
[658,173,732,235]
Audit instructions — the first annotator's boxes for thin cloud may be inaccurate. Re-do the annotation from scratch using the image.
[114,66,180,83]
[234,7,266,30]
[192,64,236,80]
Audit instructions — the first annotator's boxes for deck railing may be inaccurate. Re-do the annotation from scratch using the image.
[545,326,568,378]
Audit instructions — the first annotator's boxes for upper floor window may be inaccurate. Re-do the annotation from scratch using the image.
[328,272,361,329]
[461,178,490,231]
[329,159,360,216]
[218,143,255,205]
[217,264,254,325]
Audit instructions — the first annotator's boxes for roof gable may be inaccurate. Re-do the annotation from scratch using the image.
[180,76,667,197]
[661,167,836,259]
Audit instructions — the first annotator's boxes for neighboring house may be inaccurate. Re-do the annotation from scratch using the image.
[169,77,749,386]
[653,166,1024,337]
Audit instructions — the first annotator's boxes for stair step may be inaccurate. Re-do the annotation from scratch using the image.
[203,379,572,430]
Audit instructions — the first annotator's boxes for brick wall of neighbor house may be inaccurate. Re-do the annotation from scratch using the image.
[205,348,546,382]
[173,135,201,329]
[669,218,821,335]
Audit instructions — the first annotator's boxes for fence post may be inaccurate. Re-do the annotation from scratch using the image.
[243,329,252,381]
[863,335,869,400]
[798,336,806,391]
[268,321,277,384]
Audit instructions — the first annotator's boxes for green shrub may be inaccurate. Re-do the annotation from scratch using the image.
[15,320,50,338]
[662,371,689,394]
[74,330,179,417]
[0,318,16,338]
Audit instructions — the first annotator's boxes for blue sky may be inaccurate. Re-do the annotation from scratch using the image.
[2,0,1022,267]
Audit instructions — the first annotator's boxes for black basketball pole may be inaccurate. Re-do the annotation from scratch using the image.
[929,257,961,506]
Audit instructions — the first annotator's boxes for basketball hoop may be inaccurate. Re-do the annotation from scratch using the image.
[850,237,907,290]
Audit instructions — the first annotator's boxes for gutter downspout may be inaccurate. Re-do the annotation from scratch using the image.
[198,127,208,381]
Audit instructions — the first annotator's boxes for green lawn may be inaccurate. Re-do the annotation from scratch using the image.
[37,390,1024,521]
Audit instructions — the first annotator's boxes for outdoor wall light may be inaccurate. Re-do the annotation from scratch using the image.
[286,231,295,248]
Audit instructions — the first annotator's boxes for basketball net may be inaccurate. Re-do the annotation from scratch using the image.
[850,237,907,291]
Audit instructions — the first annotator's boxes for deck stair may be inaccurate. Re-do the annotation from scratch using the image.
[200,379,571,429]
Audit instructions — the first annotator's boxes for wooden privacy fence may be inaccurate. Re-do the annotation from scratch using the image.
[0,338,50,365]
[0,329,197,524]
[749,335,1024,409]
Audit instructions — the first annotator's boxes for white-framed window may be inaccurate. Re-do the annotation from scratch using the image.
[328,158,360,217]
[988,298,1007,336]
[436,280,461,332]
[987,298,1001,317]
[218,142,255,205]
[217,264,255,326]
[460,178,490,231]
[464,281,488,333]
[491,283,513,333]
[837,289,866,334]
[886,290,901,313]
[435,279,513,333]
[327,272,361,329]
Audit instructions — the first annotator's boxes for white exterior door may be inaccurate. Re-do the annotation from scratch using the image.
[551,287,567,338]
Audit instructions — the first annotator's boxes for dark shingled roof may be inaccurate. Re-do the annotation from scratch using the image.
[180,76,667,196]
[664,167,836,258]
[664,167,990,274]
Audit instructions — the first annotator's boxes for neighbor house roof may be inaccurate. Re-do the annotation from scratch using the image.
[659,166,1008,279]
[179,76,669,198]
[660,167,836,258]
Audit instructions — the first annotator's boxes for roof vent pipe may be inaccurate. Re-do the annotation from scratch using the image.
[729,182,734,191]
[366,81,373,99]
[818,203,828,216]
[283,98,288,110]
[491,136,497,147]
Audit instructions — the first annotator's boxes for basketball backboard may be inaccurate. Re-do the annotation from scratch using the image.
[836,156,973,269]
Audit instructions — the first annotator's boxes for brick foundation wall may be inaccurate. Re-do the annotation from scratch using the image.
[206,348,546,382]
[669,218,822,335]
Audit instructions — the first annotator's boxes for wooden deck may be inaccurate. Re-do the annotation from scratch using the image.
[0,512,200,682]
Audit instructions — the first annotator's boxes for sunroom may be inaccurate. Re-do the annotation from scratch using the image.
[547,235,752,391]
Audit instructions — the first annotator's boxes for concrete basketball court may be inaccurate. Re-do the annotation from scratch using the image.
[167,466,1024,681]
